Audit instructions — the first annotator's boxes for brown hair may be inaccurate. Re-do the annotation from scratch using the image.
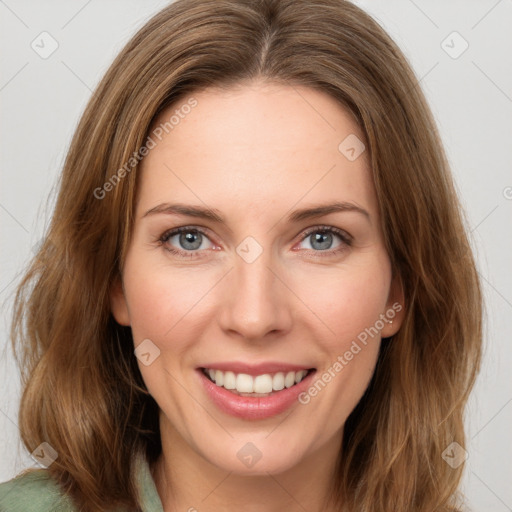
[10,0,482,510]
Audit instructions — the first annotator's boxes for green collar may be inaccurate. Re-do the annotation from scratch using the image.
[135,453,164,512]
[0,453,164,512]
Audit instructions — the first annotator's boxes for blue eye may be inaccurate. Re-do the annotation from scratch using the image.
[158,225,352,259]
[159,227,213,256]
[297,226,352,255]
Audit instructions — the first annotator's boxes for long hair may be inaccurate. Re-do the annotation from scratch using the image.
[10,0,482,510]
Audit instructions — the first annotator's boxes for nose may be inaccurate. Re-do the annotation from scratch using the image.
[217,247,293,342]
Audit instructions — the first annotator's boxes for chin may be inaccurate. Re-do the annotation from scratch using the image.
[197,432,315,476]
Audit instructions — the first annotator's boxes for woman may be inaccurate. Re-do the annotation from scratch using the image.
[0,0,482,510]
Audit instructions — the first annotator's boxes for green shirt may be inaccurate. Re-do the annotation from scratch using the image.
[0,454,164,511]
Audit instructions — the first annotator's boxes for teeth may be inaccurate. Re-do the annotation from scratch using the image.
[205,368,310,394]
[272,372,285,391]
[223,371,236,390]
[285,371,296,388]
[236,373,254,393]
[254,374,273,393]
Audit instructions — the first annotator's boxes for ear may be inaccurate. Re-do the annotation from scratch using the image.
[380,272,405,338]
[110,276,131,326]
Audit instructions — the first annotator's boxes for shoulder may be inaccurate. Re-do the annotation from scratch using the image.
[0,469,76,512]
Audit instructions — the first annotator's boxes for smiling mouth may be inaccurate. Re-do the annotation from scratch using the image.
[201,367,316,397]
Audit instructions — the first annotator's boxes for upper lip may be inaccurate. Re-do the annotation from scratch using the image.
[198,361,315,376]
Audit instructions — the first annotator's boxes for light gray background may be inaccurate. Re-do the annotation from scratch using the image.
[1,1,511,510]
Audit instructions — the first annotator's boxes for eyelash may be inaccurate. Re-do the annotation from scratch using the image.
[157,225,353,259]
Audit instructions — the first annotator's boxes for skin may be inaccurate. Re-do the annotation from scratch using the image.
[110,80,404,512]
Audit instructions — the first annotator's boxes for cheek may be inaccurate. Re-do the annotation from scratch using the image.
[290,257,391,350]
[290,257,390,409]
[122,259,217,403]
[330,276,389,344]
[124,246,391,354]
[123,258,217,343]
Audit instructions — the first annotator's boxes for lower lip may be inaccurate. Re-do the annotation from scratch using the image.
[197,368,316,420]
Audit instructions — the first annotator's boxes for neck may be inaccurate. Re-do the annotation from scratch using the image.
[152,414,343,512]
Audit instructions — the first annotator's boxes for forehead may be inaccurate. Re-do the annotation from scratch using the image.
[137,82,376,218]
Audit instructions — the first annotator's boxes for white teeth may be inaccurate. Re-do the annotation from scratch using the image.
[236,373,254,393]
[254,374,273,394]
[272,372,285,391]
[223,371,236,390]
[295,370,307,384]
[284,371,296,388]
[204,368,311,394]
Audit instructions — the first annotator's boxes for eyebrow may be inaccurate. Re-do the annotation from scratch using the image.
[142,201,370,225]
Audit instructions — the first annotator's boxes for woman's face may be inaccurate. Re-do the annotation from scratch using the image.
[111,81,403,475]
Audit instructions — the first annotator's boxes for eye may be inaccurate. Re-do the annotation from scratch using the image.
[158,224,352,259]
[158,226,215,257]
[296,226,352,256]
